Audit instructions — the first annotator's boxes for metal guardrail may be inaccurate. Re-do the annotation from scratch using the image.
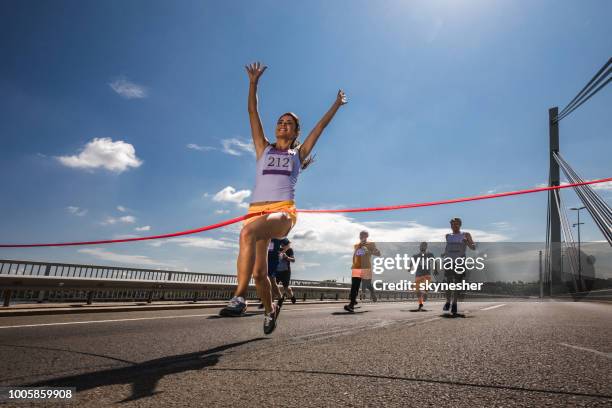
[0,259,439,306]
[551,288,612,301]
[0,259,348,287]
[3,260,563,308]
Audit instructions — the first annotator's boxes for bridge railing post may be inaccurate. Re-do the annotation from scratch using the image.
[3,290,12,307]
[37,263,52,303]
[539,250,543,298]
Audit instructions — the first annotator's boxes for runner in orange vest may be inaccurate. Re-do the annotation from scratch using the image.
[344,231,381,312]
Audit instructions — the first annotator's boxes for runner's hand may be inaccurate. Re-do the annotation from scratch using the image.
[245,62,267,83]
[336,89,348,106]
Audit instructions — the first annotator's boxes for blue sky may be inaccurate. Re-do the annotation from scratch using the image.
[0,0,610,280]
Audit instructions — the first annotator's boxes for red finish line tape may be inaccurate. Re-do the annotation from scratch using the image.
[1,177,610,248]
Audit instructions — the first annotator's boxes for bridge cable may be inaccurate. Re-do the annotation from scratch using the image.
[555,57,612,122]
[553,155,612,245]
[556,76,611,123]
[554,153,612,226]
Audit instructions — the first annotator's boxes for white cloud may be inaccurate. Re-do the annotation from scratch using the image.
[135,225,151,232]
[101,215,136,225]
[109,78,147,99]
[480,184,517,195]
[187,143,216,152]
[117,205,127,212]
[174,237,238,250]
[289,213,506,255]
[215,209,230,215]
[149,236,237,250]
[536,180,611,192]
[78,248,177,268]
[101,217,116,225]
[188,139,255,157]
[66,206,87,217]
[535,181,570,188]
[57,137,143,173]
[491,221,512,229]
[292,262,321,271]
[112,234,140,239]
[221,138,255,156]
[591,181,612,191]
[212,186,251,208]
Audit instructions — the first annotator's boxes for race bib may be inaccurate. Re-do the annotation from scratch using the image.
[263,149,294,176]
[355,248,366,256]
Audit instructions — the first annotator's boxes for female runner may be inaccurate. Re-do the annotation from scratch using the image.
[220,62,347,335]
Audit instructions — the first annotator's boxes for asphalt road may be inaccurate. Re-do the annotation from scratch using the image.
[0,300,610,407]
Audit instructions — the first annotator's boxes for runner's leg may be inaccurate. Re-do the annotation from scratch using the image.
[349,277,362,306]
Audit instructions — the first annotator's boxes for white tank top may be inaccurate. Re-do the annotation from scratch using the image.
[445,232,467,259]
[251,145,301,202]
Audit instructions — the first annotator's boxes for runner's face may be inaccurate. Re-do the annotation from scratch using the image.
[359,233,368,242]
[420,243,427,252]
[276,115,297,141]
[451,221,461,233]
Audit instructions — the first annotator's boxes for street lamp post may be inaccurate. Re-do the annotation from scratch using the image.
[570,206,586,282]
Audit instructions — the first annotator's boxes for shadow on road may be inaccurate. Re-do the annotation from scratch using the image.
[439,313,472,318]
[1,344,136,365]
[330,311,369,315]
[207,312,261,319]
[207,367,612,400]
[25,337,267,403]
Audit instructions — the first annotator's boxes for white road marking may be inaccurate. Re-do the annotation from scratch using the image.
[295,316,443,343]
[0,301,449,330]
[0,304,403,330]
[480,304,506,311]
[559,343,612,359]
[0,313,219,329]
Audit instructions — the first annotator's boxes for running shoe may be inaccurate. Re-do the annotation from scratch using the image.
[219,296,247,317]
[343,304,355,313]
[443,302,451,312]
[263,304,278,335]
[290,295,296,304]
[451,302,458,315]
[417,303,423,311]
[277,295,285,310]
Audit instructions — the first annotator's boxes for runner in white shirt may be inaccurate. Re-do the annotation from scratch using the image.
[443,218,476,316]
